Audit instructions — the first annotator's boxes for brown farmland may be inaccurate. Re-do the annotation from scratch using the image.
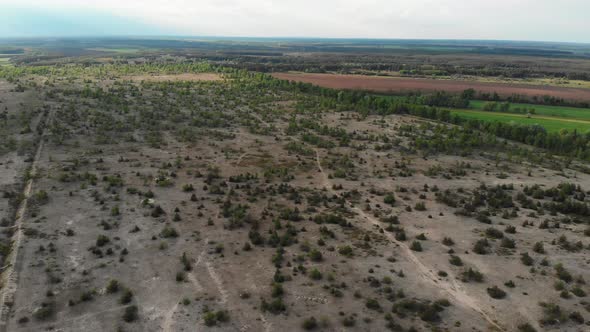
[273,72,590,102]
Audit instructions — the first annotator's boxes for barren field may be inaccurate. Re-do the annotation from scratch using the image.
[272,72,590,102]
[0,63,588,332]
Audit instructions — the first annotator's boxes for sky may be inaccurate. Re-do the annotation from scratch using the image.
[1,0,590,43]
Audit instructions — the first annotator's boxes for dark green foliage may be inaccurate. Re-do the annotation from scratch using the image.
[160,226,179,238]
[521,252,534,266]
[365,298,381,311]
[384,193,396,206]
[302,317,318,330]
[449,255,463,266]
[473,239,489,254]
[120,289,133,304]
[123,305,138,322]
[33,302,55,321]
[261,298,286,314]
[106,280,119,293]
[486,286,507,299]
[462,268,484,282]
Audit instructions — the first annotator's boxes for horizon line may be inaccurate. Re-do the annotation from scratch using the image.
[0,35,589,46]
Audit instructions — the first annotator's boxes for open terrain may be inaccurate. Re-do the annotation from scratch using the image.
[0,41,588,332]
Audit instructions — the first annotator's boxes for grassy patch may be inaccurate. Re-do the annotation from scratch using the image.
[450,108,590,133]
[470,100,590,121]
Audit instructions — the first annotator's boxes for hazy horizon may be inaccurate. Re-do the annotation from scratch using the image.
[2,0,590,43]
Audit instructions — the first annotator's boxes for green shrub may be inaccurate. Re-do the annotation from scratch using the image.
[123,305,138,322]
[161,226,179,238]
[309,268,323,280]
[365,298,381,311]
[96,235,110,247]
[410,241,423,252]
[309,249,323,262]
[302,317,318,330]
[106,280,120,293]
[486,286,507,299]
[449,255,463,266]
[462,268,484,282]
[338,246,353,257]
[119,289,133,304]
[384,194,396,206]
[521,252,534,266]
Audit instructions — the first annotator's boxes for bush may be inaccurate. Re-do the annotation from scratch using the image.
[485,228,503,239]
[123,305,138,322]
[571,286,586,297]
[120,289,133,304]
[462,268,484,282]
[261,298,286,314]
[203,310,230,326]
[151,205,165,217]
[271,283,283,298]
[500,237,516,249]
[414,202,426,211]
[539,302,567,326]
[203,311,217,326]
[161,226,179,238]
[309,268,323,280]
[33,302,55,321]
[106,279,119,293]
[365,298,381,311]
[309,249,323,262]
[486,286,507,299]
[442,237,454,246]
[410,241,423,252]
[302,317,318,330]
[473,239,489,255]
[384,193,396,205]
[449,255,463,266]
[395,231,407,241]
[342,316,356,327]
[215,310,229,323]
[338,246,353,257]
[517,323,537,332]
[96,235,110,247]
[533,242,545,254]
[569,311,584,324]
[520,252,534,266]
[554,264,573,283]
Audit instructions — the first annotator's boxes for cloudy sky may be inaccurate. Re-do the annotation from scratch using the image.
[2,0,589,43]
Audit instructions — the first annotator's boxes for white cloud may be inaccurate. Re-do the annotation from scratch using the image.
[2,0,590,42]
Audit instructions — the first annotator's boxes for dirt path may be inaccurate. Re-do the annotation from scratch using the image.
[0,109,52,332]
[235,152,249,166]
[205,261,229,304]
[162,302,180,332]
[314,149,505,331]
[162,239,211,332]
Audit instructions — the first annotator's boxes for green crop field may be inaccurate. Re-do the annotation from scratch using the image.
[450,108,590,133]
[469,100,590,121]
